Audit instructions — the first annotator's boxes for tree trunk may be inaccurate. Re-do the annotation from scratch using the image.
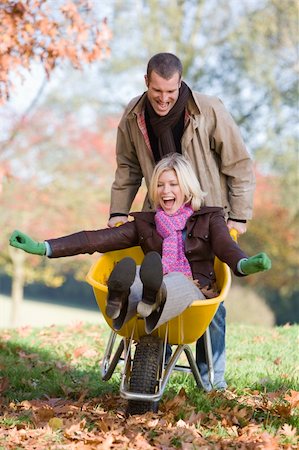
[9,247,26,327]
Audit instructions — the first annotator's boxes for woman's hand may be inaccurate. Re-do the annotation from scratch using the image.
[9,230,46,255]
[240,253,272,275]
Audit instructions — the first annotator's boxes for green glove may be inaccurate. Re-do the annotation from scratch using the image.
[9,230,46,256]
[240,252,271,275]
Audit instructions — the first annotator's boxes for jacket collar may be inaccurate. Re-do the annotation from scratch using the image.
[127,93,147,118]
[130,206,223,223]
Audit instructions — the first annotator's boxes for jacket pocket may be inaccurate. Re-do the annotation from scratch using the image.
[185,220,212,260]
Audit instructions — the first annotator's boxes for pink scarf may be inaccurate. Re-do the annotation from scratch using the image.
[155,205,193,277]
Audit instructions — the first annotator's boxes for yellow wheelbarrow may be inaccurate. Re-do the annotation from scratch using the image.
[86,240,233,414]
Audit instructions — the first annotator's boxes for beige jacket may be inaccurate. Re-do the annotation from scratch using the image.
[110,90,255,220]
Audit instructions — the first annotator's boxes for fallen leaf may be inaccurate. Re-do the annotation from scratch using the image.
[253,335,265,343]
[279,423,297,437]
[34,406,55,425]
[273,403,292,418]
[176,419,187,428]
[0,333,11,341]
[48,417,64,430]
[82,348,98,358]
[73,346,98,359]
[98,417,109,432]
[284,390,299,408]
[0,377,9,394]
[17,326,33,337]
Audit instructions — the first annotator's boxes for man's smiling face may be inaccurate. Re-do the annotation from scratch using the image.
[145,70,181,116]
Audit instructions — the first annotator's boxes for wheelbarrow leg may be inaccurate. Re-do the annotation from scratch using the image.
[101,330,125,381]
[203,326,214,387]
[183,345,210,391]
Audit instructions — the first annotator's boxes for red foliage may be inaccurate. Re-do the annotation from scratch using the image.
[241,167,298,294]
[0,0,112,103]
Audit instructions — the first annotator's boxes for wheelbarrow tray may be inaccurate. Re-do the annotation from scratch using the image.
[86,246,231,345]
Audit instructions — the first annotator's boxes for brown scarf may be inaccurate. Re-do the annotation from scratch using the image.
[145,81,190,159]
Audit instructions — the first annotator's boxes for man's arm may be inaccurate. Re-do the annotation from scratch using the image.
[211,98,256,224]
[109,118,144,223]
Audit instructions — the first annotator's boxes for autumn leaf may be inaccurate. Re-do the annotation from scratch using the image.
[73,345,98,359]
[0,0,112,103]
[31,407,54,429]
[279,423,297,437]
[273,357,281,365]
[48,417,64,431]
[284,390,299,408]
[273,403,292,418]
[0,377,9,394]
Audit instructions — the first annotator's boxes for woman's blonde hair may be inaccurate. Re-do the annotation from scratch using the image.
[149,153,206,211]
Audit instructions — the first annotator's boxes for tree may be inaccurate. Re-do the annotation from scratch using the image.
[238,169,299,324]
[207,0,298,154]
[0,106,117,326]
[0,0,112,202]
[104,0,298,148]
[0,0,111,103]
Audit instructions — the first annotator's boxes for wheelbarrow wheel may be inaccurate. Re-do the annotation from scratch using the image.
[127,335,163,415]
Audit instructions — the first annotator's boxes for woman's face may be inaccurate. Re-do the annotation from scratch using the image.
[157,169,185,215]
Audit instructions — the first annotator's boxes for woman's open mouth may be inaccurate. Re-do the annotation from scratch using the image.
[162,197,175,209]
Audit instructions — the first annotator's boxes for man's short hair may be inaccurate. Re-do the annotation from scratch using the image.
[147,53,183,80]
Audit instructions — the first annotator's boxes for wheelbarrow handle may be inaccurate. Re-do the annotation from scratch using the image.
[229,228,239,242]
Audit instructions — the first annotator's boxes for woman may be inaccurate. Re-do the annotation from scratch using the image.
[9,153,271,390]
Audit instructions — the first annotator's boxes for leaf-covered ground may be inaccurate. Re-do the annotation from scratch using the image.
[1,388,299,449]
[0,323,298,449]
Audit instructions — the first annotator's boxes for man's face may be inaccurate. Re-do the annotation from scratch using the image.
[145,70,181,116]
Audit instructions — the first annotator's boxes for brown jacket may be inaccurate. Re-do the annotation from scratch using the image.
[110,90,255,221]
[48,207,247,288]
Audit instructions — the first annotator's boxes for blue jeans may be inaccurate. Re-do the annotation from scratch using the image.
[165,302,227,391]
[196,302,227,391]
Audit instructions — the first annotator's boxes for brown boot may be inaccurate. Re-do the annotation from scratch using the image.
[154,282,167,310]
[137,252,165,318]
[106,257,136,319]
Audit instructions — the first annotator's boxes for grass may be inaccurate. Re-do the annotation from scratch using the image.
[1,322,298,401]
[0,322,298,448]
[0,323,116,402]
[226,323,298,391]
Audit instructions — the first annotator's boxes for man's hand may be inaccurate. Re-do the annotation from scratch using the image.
[107,216,128,228]
[240,253,272,275]
[227,219,247,235]
[9,230,46,255]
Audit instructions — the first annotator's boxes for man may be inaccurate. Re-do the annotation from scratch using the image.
[107,52,255,390]
[108,52,255,235]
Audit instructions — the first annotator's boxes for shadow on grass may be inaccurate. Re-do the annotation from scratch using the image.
[0,325,119,404]
[1,324,298,405]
